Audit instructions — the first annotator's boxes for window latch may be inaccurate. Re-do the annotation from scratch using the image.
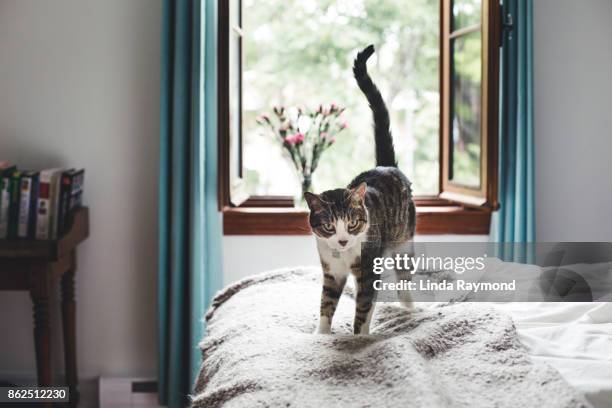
[502,12,514,41]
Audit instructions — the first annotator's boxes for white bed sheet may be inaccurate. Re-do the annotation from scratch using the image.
[493,302,612,408]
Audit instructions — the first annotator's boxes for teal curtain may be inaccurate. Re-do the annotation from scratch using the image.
[491,0,535,256]
[159,1,222,407]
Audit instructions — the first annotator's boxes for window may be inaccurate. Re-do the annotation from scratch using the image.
[440,0,499,208]
[219,0,500,234]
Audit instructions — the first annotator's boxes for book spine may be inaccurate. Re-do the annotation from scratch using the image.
[70,170,84,209]
[49,172,62,239]
[28,174,39,239]
[36,172,52,240]
[57,172,73,237]
[8,172,21,239]
[17,176,32,238]
[0,176,11,238]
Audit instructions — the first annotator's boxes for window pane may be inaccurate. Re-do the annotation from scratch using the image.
[452,0,481,31]
[230,0,241,28]
[229,31,242,180]
[243,0,439,196]
[450,30,481,188]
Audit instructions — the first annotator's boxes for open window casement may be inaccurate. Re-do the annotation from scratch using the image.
[439,0,501,210]
[219,0,248,206]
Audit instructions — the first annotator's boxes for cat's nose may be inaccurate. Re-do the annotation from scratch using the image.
[338,240,348,247]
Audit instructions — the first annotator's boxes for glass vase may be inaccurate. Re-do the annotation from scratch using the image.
[294,173,312,208]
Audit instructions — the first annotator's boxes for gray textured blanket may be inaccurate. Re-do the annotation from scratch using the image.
[192,267,588,408]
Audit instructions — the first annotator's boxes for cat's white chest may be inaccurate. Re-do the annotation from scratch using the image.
[317,238,362,282]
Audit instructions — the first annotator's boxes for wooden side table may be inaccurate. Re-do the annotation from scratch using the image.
[0,207,89,406]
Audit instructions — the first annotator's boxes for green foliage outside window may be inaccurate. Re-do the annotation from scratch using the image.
[243,0,440,196]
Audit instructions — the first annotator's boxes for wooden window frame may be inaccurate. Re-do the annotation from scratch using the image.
[218,0,500,236]
[439,0,500,208]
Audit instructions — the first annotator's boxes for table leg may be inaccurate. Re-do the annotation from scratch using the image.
[61,252,79,405]
[30,271,52,387]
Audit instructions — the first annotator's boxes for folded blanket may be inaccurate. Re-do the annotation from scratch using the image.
[192,267,589,408]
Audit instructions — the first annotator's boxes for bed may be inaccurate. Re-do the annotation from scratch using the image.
[192,266,610,408]
[495,302,612,408]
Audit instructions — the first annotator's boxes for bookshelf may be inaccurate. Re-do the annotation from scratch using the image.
[0,207,89,406]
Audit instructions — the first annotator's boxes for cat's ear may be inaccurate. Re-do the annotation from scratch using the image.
[304,192,325,213]
[349,182,367,204]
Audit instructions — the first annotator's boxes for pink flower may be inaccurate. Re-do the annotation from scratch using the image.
[329,137,336,144]
[320,132,328,139]
[285,133,305,145]
[341,120,349,129]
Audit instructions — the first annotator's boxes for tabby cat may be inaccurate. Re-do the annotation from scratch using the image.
[305,45,416,335]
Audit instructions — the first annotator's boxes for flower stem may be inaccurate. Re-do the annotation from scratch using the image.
[302,174,312,195]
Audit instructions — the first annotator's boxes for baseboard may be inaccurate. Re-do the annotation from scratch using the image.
[99,377,162,408]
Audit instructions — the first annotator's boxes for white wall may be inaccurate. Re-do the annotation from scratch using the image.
[0,0,161,393]
[533,0,612,241]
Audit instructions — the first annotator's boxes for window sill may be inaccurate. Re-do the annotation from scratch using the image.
[223,204,491,235]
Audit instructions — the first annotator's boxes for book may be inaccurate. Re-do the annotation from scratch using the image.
[0,163,16,239]
[57,169,71,237]
[8,171,23,239]
[57,168,85,236]
[69,169,84,210]
[36,168,63,240]
[49,169,64,239]
[17,171,39,239]
[0,165,83,240]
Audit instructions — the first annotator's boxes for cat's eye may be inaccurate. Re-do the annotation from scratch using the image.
[322,223,335,232]
[348,220,362,230]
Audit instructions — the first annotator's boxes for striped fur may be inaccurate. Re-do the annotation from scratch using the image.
[353,44,397,167]
[308,45,416,335]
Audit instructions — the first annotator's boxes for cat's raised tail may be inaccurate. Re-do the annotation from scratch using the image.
[353,44,397,168]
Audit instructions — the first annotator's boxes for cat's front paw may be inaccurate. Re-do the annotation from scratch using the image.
[314,317,332,334]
